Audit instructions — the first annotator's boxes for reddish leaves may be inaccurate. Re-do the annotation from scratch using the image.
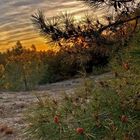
[123,63,130,70]
[121,115,128,123]
[54,116,59,124]
[76,128,84,134]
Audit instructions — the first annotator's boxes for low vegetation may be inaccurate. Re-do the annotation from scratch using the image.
[24,31,140,139]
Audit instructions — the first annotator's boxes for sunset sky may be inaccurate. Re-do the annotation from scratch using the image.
[0,0,105,52]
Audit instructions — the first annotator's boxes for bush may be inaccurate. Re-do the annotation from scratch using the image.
[25,75,140,139]
[25,32,140,139]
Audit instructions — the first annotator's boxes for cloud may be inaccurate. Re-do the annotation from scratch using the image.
[0,0,92,51]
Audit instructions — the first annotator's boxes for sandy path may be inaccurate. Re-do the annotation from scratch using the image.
[0,73,112,140]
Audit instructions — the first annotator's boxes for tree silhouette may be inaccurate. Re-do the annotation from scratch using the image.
[32,0,140,44]
[31,0,140,71]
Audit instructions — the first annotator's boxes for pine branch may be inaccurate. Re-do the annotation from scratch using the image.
[99,15,140,33]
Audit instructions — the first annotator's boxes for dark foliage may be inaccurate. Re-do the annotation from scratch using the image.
[31,0,140,43]
[31,5,140,73]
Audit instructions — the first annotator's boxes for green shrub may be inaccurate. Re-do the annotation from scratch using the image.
[25,31,140,139]
[25,72,140,139]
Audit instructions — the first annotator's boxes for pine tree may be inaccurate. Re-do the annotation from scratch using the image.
[31,0,140,71]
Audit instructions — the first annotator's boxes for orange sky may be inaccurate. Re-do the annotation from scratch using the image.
[0,1,85,52]
[0,0,106,52]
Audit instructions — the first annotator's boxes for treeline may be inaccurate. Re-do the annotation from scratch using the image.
[0,40,109,91]
[0,42,43,90]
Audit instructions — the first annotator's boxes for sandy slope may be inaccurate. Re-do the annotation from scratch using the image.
[0,73,112,140]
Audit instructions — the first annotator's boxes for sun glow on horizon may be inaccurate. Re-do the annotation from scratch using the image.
[0,0,90,52]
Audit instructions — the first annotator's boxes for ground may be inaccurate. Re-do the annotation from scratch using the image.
[0,73,112,140]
